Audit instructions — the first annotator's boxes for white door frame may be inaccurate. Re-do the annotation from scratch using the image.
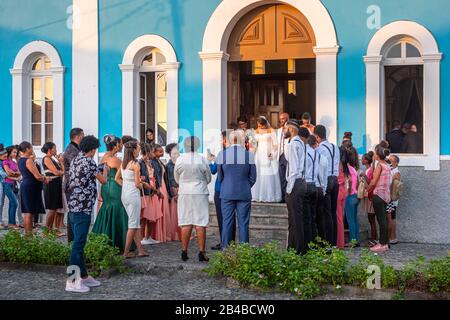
[200,0,339,155]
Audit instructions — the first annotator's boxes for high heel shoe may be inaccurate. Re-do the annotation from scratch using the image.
[181,250,189,261]
[198,251,209,262]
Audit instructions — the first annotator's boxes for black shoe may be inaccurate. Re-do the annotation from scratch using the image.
[181,250,189,261]
[211,243,222,251]
[199,251,209,262]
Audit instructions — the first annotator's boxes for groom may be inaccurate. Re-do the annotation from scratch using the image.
[217,130,257,249]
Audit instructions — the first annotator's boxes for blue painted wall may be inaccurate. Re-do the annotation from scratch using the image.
[322,0,450,154]
[0,0,73,148]
[1,1,449,155]
[98,0,221,150]
[98,0,450,154]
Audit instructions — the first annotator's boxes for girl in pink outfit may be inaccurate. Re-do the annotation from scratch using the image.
[336,147,351,249]
[151,145,173,242]
[367,145,392,253]
[140,143,163,245]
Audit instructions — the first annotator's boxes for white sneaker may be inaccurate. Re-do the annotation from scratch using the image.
[81,276,101,287]
[65,280,90,293]
[148,237,160,245]
[141,238,153,245]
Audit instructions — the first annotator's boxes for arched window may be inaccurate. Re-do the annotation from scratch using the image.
[138,48,168,144]
[383,38,424,155]
[365,21,442,170]
[11,41,65,154]
[120,35,180,148]
[30,55,54,146]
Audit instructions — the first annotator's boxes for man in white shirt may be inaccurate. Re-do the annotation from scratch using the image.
[314,125,340,246]
[277,113,290,203]
[284,120,307,255]
[303,132,330,247]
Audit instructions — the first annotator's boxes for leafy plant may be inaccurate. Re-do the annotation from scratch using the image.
[0,230,126,277]
[206,242,450,299]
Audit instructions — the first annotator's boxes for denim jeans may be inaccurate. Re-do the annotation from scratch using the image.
[344,194,360,243]
[69,212,91,278]
[3,183,18,225]
[0,183,5,224]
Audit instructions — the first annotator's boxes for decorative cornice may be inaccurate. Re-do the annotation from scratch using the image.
[51,66,66,74]
[422,53,443,62]
[364,55,383,64]
[162,62,181,70]
[10,68,26,76]
[119,64,139,72]
[198,51,230,61]
[313,46,340,55]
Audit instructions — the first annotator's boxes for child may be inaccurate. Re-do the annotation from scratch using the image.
[139,143,162,245]
[165,143,181,241]
[387,155,401,245]
[151,145,171,242]
[0,145,8,229]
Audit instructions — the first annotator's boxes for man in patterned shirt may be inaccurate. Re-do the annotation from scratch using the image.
[65,135,106,293]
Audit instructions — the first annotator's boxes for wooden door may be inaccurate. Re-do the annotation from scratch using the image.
[254,81,285,128]
[227,4,316,62]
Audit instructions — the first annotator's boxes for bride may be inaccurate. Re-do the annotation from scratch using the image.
[251,116,282,203]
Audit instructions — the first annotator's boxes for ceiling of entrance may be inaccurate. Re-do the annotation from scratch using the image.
[227,4,316,62]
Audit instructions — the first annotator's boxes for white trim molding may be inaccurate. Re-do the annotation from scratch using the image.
[365,21,443,171]
[10,41,65,154]
[121,34,180,144]
[200,0,339,154]
[72,0,99,137]
[440,156,450,161]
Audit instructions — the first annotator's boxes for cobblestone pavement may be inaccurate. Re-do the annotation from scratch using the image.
[0,226,448,300]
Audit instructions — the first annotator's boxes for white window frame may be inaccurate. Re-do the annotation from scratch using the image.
[10,41,65,157]
[364,21,442,171]
[120,35,180,146]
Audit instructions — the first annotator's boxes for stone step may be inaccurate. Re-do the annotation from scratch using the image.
[207,202,369,246]
[209,213,288,226]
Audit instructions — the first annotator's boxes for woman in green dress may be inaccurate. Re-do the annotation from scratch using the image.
[92,135,130,252]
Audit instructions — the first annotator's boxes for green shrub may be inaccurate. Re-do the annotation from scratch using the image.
[0,230,126,276]
[425,253,450,293]
[207,242,450,299]
[84,233,127,277]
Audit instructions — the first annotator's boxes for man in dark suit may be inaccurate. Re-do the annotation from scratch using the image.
[217,130,257,249]
[386,120,404,153]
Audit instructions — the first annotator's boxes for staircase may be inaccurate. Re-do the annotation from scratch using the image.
[207,202,369,248]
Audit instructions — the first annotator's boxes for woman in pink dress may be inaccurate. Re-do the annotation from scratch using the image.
[165,143,181,242]
[336,158,347,249]
[151,145,172,242]
[139,143,163,245]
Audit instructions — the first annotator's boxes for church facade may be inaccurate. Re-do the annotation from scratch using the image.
[0,0,449,243]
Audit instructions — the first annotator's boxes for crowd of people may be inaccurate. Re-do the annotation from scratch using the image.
[0,113,404,293]
[206,113,404,256]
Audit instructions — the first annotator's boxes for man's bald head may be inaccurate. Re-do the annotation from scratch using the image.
[279,113,290,128]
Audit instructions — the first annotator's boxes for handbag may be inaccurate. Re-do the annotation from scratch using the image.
[12,182,19,194]
[357,176,366,200]
[391,179,404,202]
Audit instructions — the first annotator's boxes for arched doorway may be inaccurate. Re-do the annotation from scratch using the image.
[227,4,316,129]
[200,0,339,154]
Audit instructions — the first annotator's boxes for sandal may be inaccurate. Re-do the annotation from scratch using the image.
[137,252,150,258]
[123,252,136,259]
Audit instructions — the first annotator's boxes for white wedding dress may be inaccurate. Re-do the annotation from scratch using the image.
[251,130,282,203]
